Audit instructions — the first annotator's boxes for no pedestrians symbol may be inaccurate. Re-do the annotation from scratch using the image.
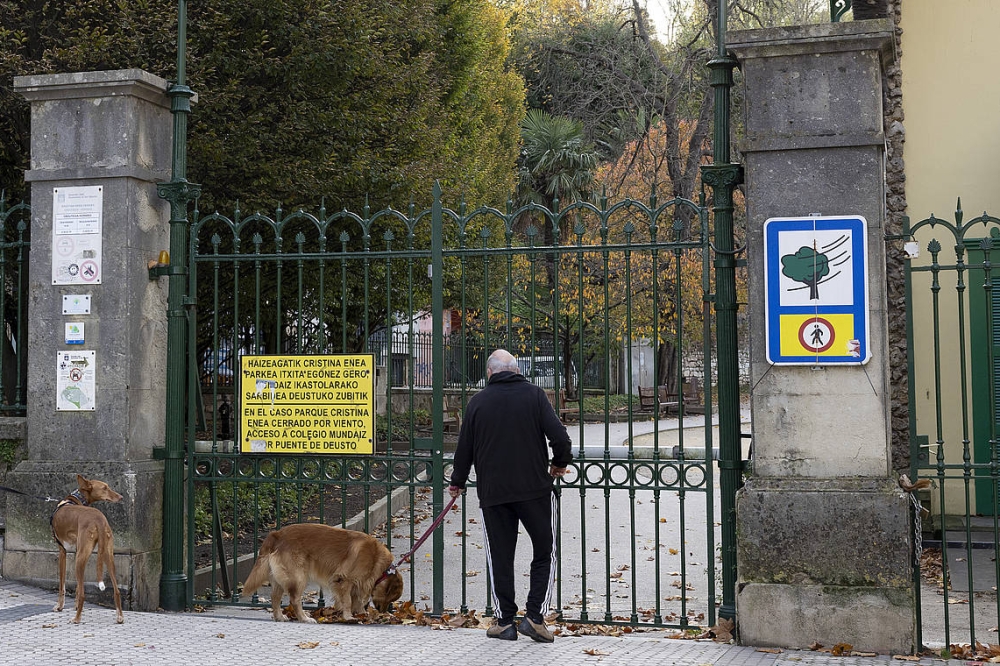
[798,316,834,353]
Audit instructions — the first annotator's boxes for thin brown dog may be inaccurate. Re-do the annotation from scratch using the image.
[241,523,404,622]
[50,474,124,624]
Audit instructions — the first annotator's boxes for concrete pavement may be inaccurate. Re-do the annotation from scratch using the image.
[0,577,960,666]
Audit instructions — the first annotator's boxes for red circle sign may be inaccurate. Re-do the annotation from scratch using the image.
[798,317,835,353]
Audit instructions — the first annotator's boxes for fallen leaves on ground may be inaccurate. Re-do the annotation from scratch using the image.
[272,597,720,641]
[696,618,734,643]
[560,623,630,637]
[945,642,1000,661]
[299,600,490,629]
[920,547,945,589]
[806,642,879,658]
[808,641,854,656]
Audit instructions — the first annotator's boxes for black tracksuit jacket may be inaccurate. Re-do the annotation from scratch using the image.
[449,371,572,508]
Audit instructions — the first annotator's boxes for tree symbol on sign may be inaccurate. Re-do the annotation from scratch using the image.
[781,245,830,301]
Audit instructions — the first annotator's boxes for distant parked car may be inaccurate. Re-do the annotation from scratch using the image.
[470,355,578,389]
[517,356,577,390]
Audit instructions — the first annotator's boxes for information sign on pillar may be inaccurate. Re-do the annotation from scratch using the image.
[763,216,870,365]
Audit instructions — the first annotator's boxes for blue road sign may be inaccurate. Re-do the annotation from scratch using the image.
[763,216,870,365]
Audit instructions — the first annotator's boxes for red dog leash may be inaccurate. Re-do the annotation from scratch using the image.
[376,495,458,584]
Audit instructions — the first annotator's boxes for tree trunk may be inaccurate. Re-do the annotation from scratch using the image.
[656,340,678,393]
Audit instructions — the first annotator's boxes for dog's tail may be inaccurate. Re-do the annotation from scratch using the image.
[241,531,278,597]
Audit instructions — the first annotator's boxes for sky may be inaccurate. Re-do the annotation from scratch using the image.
[643,0,691,42]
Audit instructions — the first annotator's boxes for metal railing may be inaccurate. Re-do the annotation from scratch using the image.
[906,201,1000,650]
[0,194,29,417]
[831,0,852,22]
[184,188,733,629]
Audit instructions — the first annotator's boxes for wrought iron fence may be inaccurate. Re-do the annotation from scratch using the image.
[0,194,29,417]
[906,202,1000,649]
[186,189,728,630]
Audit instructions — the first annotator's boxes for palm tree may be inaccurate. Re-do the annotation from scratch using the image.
[514,109,598,398]
[516,108,598,245]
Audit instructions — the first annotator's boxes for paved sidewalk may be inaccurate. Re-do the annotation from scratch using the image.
[0,577,958,666]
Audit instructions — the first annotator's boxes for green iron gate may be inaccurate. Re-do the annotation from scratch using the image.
[906,202,1000,649]
[182,185,735,630]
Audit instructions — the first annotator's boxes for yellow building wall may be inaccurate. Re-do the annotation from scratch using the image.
[902,2,1000,211]
[901,0,1000,514]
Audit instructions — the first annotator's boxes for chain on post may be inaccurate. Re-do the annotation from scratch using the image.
[909,490,923,566]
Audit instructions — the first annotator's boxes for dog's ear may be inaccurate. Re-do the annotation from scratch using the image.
[76,474,91,490]
[373,571,404,611]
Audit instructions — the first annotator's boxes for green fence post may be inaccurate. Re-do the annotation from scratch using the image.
[431,181,446,615]
[157,0,201,612]
[701,0,743,625]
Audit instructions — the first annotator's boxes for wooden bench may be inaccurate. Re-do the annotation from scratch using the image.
[442,394,463,435]
[678,378,702,414]
[638,385,679,416]
[545,389,580,422]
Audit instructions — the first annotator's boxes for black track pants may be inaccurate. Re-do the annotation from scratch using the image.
[480,491,557,625]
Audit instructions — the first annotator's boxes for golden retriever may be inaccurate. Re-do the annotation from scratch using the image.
[241,523,403,622]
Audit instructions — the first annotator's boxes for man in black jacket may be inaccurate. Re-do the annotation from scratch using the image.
[448,349,572,643]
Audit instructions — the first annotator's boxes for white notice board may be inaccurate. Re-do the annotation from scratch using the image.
[52,186,103,285]
[56,350,96,411]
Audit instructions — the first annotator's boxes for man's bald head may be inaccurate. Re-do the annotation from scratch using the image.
[486,349,520,379]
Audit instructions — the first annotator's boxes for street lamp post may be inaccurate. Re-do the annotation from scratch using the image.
[700,0,743,624]
[157,0,200,612]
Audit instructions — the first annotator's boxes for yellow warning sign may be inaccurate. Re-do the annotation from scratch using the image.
[239,354,375,454]
[779,314,858,358]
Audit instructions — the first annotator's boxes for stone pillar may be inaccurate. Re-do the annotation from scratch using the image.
[730,23,915,653]
[3,70,171,612]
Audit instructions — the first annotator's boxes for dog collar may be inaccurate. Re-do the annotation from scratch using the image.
[50,489,89,524]
[375,564,397,586]
[65,489,89,507]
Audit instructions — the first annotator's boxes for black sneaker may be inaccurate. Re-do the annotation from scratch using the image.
[517,616,554,643]
[486,622,517,640]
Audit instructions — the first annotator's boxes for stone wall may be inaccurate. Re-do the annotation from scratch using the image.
[2,70,171,612]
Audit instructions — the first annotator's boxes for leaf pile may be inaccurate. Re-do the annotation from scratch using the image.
[807,642,878,658]
[946,642,1000,661]
[283,599,712,639]
[695,618,734,643]
[297,600,489,629]
[919,548,945,588]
